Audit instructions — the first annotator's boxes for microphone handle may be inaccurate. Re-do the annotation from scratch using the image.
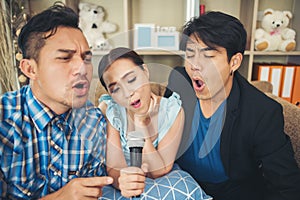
[129,147,143,198]
[129,147,143,167]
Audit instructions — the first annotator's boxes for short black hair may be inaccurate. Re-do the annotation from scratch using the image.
[98,47,144,90]
[180,11,247,62]
[18,2,79,61]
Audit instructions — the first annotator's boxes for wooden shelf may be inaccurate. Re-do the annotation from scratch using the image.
[252,51,300,56]
[92,49,185,56]
[31,0,300,81]
[245,50,300,56]
[135,50,185,56]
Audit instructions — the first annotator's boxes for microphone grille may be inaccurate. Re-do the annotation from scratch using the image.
[127,131,145,148]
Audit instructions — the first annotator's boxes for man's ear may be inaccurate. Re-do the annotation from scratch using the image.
[19,59,37,80]
[230,53,243,73]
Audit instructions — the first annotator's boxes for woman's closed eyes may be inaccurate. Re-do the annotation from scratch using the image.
[110,75,138,94]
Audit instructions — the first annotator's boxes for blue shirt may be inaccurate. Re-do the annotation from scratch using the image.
[0,85,107,199]
[179,100,228,183]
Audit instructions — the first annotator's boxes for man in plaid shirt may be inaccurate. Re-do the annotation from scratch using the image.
[1,2,209,200]
[0,3,113,199]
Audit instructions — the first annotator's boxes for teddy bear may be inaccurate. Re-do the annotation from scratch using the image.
[78,2,117,50]
[255,8,296,51]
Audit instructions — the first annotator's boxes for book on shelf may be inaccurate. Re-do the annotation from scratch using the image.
[291,66,300,106]
[252,63,300,106]
[281,66,295,102]
[253,63,283,97]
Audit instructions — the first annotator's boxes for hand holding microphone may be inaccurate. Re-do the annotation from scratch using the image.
[119,131,145,198]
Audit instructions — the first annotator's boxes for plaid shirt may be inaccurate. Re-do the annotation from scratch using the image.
[0,85,107,199]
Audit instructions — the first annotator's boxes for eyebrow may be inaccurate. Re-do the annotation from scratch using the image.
[186,46,214,52]
[57,49,92,56]
[108,71,135,89]
[199,47,214,52]
[57,49,77,54]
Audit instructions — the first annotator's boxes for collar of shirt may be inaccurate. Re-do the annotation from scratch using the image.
[26,87,54,133]
[25,87,75,133]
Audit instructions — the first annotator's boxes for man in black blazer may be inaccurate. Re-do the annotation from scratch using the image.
[165,11,300,200]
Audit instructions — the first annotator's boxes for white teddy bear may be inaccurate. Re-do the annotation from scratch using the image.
[78,2,117,50]
[255,8,296,51]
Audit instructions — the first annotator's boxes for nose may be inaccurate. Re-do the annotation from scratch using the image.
[78,63,87,76]
[190,63,202,71]
[186,55,202,72]
[73,58,88,76]
[123,86,134,98]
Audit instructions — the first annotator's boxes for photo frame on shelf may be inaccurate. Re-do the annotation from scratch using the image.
[155,31,179,50]
[134,23,155,49]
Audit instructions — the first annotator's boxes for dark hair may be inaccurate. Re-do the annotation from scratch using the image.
[180,11,247,62]
[18,2,79,61]
[98,47,144,90]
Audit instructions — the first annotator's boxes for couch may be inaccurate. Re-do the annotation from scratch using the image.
[89,78,300,167]
[251,81,300,167]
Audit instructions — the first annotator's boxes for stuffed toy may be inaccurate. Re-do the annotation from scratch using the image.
[78,2,117,50]
[255,8,296,51]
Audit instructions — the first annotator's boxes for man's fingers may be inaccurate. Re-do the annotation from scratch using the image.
[45,177,112,200]
[80,176,113,187]
[83,187,103,198]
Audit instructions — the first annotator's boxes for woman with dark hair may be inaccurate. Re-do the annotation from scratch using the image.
[98,47,211,199]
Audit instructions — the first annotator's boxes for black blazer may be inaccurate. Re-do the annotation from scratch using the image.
[165,66,300,200]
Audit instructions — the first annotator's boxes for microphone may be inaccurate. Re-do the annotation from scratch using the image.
[127,131,145,198]
[127,131,145,167]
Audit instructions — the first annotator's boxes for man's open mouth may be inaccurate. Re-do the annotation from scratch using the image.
[193,79,205,91]
[72,81,89,96]
[74,83,85,89]
[195,79,203,87]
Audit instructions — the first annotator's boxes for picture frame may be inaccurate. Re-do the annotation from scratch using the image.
[134,23,155,49]
[154,32,179,50]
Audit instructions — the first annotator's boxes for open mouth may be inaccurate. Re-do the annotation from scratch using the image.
[130,99,141,108]
[74,83,85,89]
[72,81,89,96]
[193,79,205,92]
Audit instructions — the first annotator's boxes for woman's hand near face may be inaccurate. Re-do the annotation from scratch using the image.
[132,94,159,139]
[118,167,146,198]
